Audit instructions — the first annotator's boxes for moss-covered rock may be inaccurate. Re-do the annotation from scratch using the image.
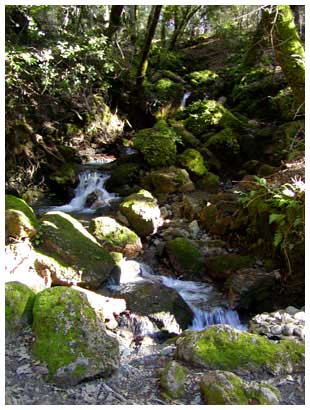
[169,119,200,148]
[38,211,116,289]
[89,216,142,258]
[32,286,119,385]
[199,204,217,230]
[175,324,304,376]
[184,100,244,136]
[5,195,39,242]
[119,190,161,237]
[200,370,280,405]
[133,125,179,168]
[5,281,36,336]
[204,128,240,163]
[178,148,207,176]
[105,162,140,192]
[196,172,220,193]
[206,255,253,281]
[257,163,276,177]
[182,191,210,221]
[148,166,195,194]
[160,360,188,399]
[187,69,219,87]
[165,237,205,279]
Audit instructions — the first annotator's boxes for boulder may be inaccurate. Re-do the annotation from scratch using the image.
[5,281,36,337]
[160,360,188,399]
[182,191,210,220]
[5,195,39,242]
[38,211,116,289]
[165,237,205,279]
[200,370,280,405]
[196,172,220,193]
[175,324,304,376]
[148,166,195,194]
[119,190,162,237]
[224,268,279,312]
[89,216,142,258]
[110,281,193,333]
[178,148,207,176]
[105,162,140,192]
[206,255,253,281]
[32,286,119,385]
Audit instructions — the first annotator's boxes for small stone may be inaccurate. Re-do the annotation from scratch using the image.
[188,220,200,237]
[285,306,299,316]
[282,325,294,336]
[270,325,283,335]
[294,311,305,322]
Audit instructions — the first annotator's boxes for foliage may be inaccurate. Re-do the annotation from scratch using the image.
[236,176,304,275]
[187,69,219,87]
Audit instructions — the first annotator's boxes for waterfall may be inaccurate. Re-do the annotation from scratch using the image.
[52,170,118,213]
[181,91,191,108]
[113,259,246,331]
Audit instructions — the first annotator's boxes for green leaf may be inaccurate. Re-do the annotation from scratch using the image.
[269,213,285,224]
[273,231,283,247]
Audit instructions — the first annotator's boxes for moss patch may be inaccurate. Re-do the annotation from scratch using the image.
[178,148,207,176]
[160,360,188,399]
[206,255,252,280]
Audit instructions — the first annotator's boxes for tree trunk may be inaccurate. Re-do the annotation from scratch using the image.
[271,5,305,107]
[135,5,162,94]
[168,6,201,50]
[105,5,124,39]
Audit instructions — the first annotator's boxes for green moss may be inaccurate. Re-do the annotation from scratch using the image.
[51,162,76,185]
[206,255,252,278]
[149,167,194,193]
[106,163,140,189]
[165,237,205,277]
[169,119,200,148]
[160,360,188,399]
[38,211,115,288]
[32,286,119,383]
[257,164,275,177]
[119,190,160,237]
[184,100,244,136]
[196,172,220,193]
[177,325,304,375]
[133,126,179,168]
[5,194,38,228]
[5,281,36,333]
[204,128,240,162]
[89,217,141,254]
[187,69,219,87]
[178,148,207,176]
[199,204,217,229]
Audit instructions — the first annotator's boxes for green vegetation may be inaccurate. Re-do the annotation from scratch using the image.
[178,148,207,176]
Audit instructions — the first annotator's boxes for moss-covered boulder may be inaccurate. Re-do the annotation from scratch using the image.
[32,286,119,385]
[169,119,200,148]
[178,148,207,176]
[204,128,240,163]
[196,172,220,193]
[89,216,142,258]
[119,190,162,237]
[5,195,39,242]
[200,370,280,405]
[206,255,253,281]
[148,166,195,194]
[105,162,140,192]
[187,69,219,87]
[175,324,304,376]
[165,237,205,279]
[38,211,116,289]
[160,360,188,400]
[5,281,36,337]
[184,100,244,136]
[111,281,193,333]
[133,125,179,168]
[182,191,210,221]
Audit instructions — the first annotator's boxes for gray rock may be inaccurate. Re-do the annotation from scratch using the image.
[282,325,294,336]
[270,325,283,335]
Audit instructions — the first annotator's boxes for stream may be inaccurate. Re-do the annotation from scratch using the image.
[39,159,247,333]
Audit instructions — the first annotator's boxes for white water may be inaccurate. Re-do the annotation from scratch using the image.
[181,91,191,108]
[115,259,246,331]
[51,170,118,213]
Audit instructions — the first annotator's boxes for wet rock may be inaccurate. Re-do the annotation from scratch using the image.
[109,281,193,333]
[206,255,252,281]
[147,167,195,194]
[89,216,142,258]
[32,286,119,386]
[119,190,162,237]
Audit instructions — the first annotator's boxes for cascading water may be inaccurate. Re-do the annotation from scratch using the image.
[112,259,246,331]
[51,170,118,213]
[181,91,191,108]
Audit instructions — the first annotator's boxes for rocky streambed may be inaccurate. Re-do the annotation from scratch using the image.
[5,153,305,405]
